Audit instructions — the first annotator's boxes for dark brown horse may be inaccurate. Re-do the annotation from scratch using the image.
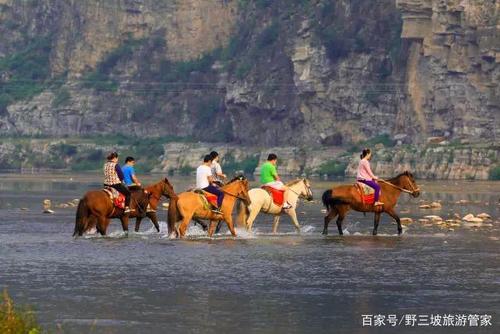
[133,178,178,232]
[322,171,420,236]
[73,178,176,237]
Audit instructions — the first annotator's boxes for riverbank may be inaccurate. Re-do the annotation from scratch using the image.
[0,136,498,180]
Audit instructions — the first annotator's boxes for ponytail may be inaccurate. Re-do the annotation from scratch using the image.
[360,148,371,159]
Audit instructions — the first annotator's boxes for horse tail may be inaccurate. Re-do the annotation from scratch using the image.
[167,196,179,236]
[73,199,88,237]
[236,199,249,228]
[322,189,347,211]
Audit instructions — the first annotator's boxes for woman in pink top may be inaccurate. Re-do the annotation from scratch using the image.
[356,148,383,206]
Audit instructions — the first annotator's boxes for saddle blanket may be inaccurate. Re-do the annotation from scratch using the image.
[193,189,218,208]
[261,186,285,206]
[103,187,125,209]
[355,182,375,205]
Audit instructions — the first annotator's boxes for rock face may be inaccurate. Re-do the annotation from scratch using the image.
[0,0,498,173]
[395,0,499,144]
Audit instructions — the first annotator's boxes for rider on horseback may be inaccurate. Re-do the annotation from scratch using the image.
[209,151,227,187]
[357,148,383,206]
[196,154,224,214]
[104,152,132,214]
[122,156,141,188]
[260,154,292,209]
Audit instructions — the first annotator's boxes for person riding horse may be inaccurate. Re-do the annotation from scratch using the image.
[122,156,141,188]
[357,148,383,207]
[260,153,292,209]
[103,152,131,214]
[196,155,224,214]
[209,151,227,187]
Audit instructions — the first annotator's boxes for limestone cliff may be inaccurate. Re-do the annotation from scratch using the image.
[0,0,498,178]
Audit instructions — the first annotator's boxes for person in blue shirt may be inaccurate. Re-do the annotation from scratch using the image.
[122,156,142,188]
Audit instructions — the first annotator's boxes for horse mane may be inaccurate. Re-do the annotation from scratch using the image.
[226,175,246,184]
[388,171,414,183]
[286,179,303,187]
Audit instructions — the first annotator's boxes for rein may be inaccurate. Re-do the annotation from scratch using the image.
[378,179,418,194]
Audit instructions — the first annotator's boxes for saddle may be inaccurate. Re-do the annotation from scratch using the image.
[103,187,125,209]
[355,182,376,205]
[193,189,218,209]
[261,186,285,206]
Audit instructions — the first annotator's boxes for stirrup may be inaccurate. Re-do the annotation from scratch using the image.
[211,208,223,214]
[124,207,132,213]
[374,201,384,206]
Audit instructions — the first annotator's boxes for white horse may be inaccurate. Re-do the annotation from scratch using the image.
[237,179,313,233]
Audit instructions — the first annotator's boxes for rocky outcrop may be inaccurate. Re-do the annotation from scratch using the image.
[0,0,498,172]
[395,0,499,144]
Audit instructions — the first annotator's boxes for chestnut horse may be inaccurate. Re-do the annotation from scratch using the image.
[321,171,420,236]
[73,178,176,237]
[168,176,251,238]
[133,178,178,232]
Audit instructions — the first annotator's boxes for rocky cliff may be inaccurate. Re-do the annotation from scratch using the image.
[0,0,498,178]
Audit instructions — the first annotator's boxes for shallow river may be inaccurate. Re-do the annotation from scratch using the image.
[1,174,499,333]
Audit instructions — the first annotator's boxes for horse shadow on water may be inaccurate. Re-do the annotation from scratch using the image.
[74,173,420,239]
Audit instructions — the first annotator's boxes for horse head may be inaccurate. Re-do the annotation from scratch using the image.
[402,171,420,198]
[225,175,251,206]
[161,177,177,199]
[300,179,314,201]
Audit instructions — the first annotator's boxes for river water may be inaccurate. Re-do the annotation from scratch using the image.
[1,173,499,333]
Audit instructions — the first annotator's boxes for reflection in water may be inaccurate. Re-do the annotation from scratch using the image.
[0,174,499,333]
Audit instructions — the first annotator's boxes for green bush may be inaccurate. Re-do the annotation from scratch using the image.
[0,289,42,334]
[222,154,259,174]
[489,166,500,180]
[256,22,279,49]
[318,160,348,177]
[51,88,71,107]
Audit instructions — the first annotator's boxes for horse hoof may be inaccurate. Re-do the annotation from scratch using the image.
[398,229,403,235]
[373,231,378,236]
[322,230,328,235]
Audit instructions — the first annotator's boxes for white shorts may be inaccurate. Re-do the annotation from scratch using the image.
[264,181,285,190]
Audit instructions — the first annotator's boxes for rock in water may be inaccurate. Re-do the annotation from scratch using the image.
[430,202,442,209]
[400,218,413,225]
[43,199,54,214]
[424,215,443,222]
[477,213,491,220]
[419,204,431,209]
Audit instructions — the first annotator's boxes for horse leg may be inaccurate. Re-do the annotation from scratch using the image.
[96,216,107,236]
[120,216,129,237]
[194,218,209,231]
[224,214,236,237]
[385,209,403,235]
[208,221,217,237]
[287,209,300,233]
[272,216,280,233]
[322,208,338,235]
[178,213,193,238]
[215,221,223,234]
[147,212,160,233]
[245,205,261,232]
[373,212,381,236]
[135,217,142,232]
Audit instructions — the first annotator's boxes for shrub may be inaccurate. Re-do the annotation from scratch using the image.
[489,166,500,180]
[318,160,348,177]
[51,88,71,107]
[222,154,259,174]
[0,289,42,334]
[256,22,279,49]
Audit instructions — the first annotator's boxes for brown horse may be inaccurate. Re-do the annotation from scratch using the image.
[167,176,251,238]
[133,178,178,232]
[321,171,420,236]
[73,178,176,237]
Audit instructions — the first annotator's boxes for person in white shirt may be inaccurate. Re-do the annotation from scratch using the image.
[209,151,226,186]
[196,154,224,213]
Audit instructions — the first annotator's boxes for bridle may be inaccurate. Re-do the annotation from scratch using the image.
[221,181,250,202]
[378,178,420,195]
[288,179,313,200]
